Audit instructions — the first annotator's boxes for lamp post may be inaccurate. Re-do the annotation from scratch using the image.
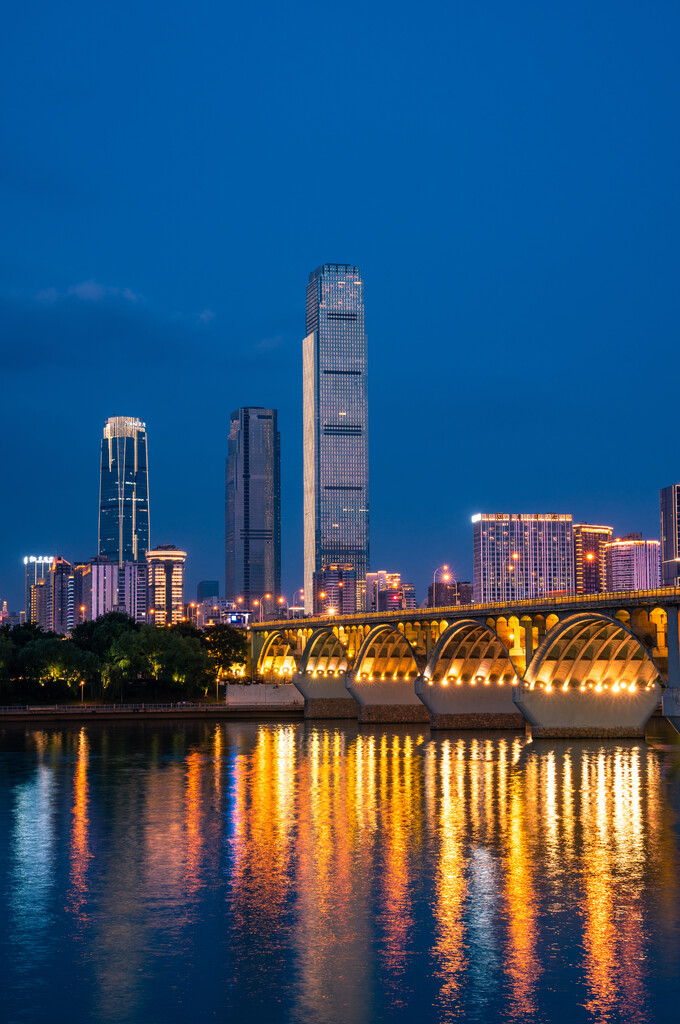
[252,594,272,623]
[432,565,454,608]
[80,679,85,704]
[79,605,86,624]
[277,596,288,619]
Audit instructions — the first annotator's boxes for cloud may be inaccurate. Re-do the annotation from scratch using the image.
[35,280,142,304]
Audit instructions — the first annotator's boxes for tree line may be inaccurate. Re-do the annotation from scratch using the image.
[0,613,248,702]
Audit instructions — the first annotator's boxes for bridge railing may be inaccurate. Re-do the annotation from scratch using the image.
[251,587,680,631]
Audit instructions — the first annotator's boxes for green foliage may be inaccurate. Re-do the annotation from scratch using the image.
[0,614,248,701]
[202,624,248,677]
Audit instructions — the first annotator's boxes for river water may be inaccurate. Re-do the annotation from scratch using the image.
[1,720,679,1023]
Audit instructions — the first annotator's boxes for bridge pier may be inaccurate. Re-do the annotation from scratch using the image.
[292,671,358,720]
[346,676,429,724]
[662,606,680,733]
[415,675,523,730]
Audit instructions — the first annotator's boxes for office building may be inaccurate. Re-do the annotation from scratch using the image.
[472,514,575,603]
[119,561,148,623]
[30,578,50,631]
[146,545,186,625]
[24,555,54,620]
[225,407,281,609]
[90,557,119,619]
[573,523,613,594]
[312,564,357,616]
[661,485,680,586]
[366,570,417,612]
[303,264,369,613]
[605,535,660,591]
[47,556,75,634]
[72,562,92,624]
[197,580,219,602]
[98,416,150,567]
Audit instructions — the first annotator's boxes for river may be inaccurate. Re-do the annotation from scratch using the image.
[1,720,679,1023]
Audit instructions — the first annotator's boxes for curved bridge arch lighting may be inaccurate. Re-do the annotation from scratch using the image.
[257,631,298,681]
[291,627,357,719]
[347,625,429,723]
[416,619,523,728]
[517,612,663,737]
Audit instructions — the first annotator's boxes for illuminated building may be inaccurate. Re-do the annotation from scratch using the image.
[426,580,473,607]
[312,564,357,615]
[573,523,612,594]
[98,416,150,567]
[605,535,660,591]
[47,556,75,634]
[30,578,49,631]
[472,513,575,603]
[225,407,281,610]
[146,545,186,625]
[89,557,119,618]
[303,264,369,613]
[366,570,417,611]
[660,484,680,586]
[119,562,148,623]
[24,555,53,620]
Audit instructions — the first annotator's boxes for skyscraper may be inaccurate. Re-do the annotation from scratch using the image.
[23,555,54,619]
[98,416,150,567]
[146,545,186,625]
[605,535,660,591]
[573,523,613,594]
[225,407,281,609]
[660,484,680,586]
[303,264,369,612]
[472,513,575,603]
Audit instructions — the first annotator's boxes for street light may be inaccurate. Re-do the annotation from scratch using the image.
[80,679,85,703]
[252,594,272,623]
[277,596,288,619]
[432,564,454,608]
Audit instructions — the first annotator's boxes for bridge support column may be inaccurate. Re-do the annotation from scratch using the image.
[663,606,680,733]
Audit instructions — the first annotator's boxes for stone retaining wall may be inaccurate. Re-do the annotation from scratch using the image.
[358,703,430,724]
[304,697,358,720]
[430,712,525,731]
[529,725,646,738]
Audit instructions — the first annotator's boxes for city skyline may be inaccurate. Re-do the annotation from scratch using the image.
[3,3,679,614]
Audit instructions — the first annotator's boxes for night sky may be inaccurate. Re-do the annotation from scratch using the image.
[2,0,679,612]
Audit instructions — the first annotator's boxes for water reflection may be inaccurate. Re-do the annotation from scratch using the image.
[1,722,680,1023]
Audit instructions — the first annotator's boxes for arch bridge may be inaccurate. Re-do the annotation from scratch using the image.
[250,589,680,736]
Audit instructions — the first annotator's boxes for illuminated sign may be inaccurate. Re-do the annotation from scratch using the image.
[471,514,482,523]
[23,556,54,565]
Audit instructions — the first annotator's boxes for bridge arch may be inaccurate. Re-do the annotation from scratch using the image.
[524,612,663,692]
[423,619,520,687]
[298,627,350,676]
[352,624,424,681]
[256,630,298,681]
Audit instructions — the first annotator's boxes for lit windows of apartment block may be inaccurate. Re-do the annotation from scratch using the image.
[146,545,186,625]
[472,514,575,603]
[605,535,660,591]
[573,523,613,594]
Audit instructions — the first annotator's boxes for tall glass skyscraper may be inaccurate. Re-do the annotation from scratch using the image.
[225,407,281,608]
[98,417,150,567]
[303,264,369,612]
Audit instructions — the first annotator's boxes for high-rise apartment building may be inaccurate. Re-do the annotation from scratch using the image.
[146,545,186,625]
[605,535,660,591]
[472,514,575,603]
[47,556,75,634]
[225,407,281,608]
[366,570,417,612]
[573,523,613,594]
[312,563,357,616]
[90,557,119,619]
[303,264,369,613]
[24,555,54,619]
[99,416,150,567]
[660,485,680,586]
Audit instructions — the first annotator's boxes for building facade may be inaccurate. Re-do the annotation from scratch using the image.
[661,485,680,586]
[225,407,281,609]
[427,580,474,607]
[146,545,186,625]
[473,514,575,603]
[24,555,54,620]
[98,416,150,567]
[312,563,357,616]
[303,264,369,613]
[605,535,661,591]
[573,523,613,594]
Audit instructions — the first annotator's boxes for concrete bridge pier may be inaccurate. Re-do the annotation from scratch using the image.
[345,674,429,724]
[662,605,680,733]
[292,670,357,719]
[414,675,523,729]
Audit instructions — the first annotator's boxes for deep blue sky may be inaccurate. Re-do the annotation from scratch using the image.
[1,0,679,611]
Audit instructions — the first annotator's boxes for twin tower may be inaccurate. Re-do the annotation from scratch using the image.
[225,264,370,613]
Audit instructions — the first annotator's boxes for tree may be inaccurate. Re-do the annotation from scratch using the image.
[202,625,248,679]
